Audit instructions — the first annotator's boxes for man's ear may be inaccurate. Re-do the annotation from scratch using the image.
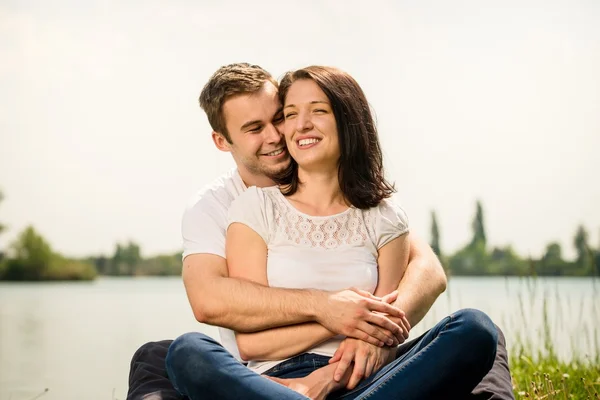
[212,131,232,153]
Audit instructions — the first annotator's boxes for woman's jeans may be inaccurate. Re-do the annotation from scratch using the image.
[165,308,498,400]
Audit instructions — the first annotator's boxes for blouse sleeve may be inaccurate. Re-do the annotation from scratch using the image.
[376,199,410,249]
[227,186,271,244]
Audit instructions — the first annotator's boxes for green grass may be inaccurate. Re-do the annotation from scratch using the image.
[511,351,599,399]
[506,275,599,399]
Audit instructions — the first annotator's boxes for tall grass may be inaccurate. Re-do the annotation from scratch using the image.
[507,276,599,399]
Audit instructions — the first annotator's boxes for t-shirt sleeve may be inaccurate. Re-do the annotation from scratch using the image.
[227,186,270,244]
[376,199,410,249]
[181,195,228,260]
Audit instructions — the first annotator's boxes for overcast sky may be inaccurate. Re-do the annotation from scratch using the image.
[1,0,598,260]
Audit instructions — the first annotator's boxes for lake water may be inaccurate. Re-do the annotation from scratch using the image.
[0,276,597,400]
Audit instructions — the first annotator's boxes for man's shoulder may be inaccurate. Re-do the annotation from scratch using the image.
[184,169,245,217]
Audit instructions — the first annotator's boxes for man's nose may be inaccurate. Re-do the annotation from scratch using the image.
[264,123,284,144]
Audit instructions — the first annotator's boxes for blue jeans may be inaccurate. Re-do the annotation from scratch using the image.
[166,308,498,400]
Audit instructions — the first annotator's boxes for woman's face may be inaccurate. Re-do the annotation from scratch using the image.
[282,79,340,171]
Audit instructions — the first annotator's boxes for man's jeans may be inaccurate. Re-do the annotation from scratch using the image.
[165,308,498,400]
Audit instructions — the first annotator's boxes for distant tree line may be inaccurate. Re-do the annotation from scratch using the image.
[85,242,182,277]
[431,200,600,277]
[0,189,598,280]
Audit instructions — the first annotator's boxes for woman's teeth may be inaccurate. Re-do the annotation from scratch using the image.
[298,138,320,147]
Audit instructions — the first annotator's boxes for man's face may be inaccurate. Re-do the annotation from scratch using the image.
[221,81,290,183]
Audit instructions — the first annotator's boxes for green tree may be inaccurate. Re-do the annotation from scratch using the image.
[595,229,600,276]
[0,190,5,264]
[448,201,491,275]
[110,241,141,275]
[122,241,141,275]
[0,190,5,236]
[573,225,592,274]
[2,226,54,280]
[470,200,487,248]
[430,211,441,257]
[488,245,527,275]
[537,242,574,276]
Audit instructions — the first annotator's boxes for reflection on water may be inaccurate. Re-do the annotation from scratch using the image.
[0,276,597,400]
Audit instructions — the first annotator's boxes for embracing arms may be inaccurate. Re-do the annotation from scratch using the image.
[224,222,408,361]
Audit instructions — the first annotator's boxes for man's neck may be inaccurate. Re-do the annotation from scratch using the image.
[237,168,276,189]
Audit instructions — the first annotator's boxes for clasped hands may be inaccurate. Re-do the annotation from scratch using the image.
[319,289,411,390]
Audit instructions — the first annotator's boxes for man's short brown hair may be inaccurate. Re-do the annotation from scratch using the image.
[199,63,277,143]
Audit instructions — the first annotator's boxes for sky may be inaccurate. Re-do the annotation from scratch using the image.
[0,0,599,260]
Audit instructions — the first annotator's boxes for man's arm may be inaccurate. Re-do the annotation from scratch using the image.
[183,254,405,339]
[391,232,447,327]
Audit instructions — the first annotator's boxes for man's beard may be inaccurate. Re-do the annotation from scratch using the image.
[246,155,290,180]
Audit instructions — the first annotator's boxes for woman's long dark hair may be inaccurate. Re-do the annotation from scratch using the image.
[276,66,395,209]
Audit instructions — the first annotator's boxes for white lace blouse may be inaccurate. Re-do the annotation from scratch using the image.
[227,186,409,374]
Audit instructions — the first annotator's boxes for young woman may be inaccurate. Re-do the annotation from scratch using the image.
[226,66,411,399]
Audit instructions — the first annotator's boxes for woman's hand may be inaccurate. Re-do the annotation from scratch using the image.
[328,338,397,390]
[327,291,410,390]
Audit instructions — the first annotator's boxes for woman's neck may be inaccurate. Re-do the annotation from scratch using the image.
[288,166,348,216]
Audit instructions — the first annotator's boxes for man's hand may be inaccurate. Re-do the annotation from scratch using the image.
[328,338,397,390]
[314,289,408,347]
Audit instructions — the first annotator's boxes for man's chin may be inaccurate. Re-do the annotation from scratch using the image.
[263,157,291,179]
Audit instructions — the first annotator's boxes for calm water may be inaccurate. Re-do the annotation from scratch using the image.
[0,276,597,400]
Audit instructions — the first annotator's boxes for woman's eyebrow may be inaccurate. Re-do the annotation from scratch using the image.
[284,100,329,109]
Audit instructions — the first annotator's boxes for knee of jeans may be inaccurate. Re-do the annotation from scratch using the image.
[165,332,219,382]
[454,308,498,354]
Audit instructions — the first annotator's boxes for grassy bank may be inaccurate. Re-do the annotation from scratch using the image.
[505,277,599,398]
[511,351,599,399]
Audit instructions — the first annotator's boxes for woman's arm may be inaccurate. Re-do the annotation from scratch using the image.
[374,233,410,298]
[226,222,336,361]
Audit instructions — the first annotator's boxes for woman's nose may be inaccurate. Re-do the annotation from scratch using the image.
[296,112,313,132]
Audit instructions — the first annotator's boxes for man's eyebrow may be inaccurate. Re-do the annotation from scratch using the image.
[283,101,329,109]
[240,120,262,130]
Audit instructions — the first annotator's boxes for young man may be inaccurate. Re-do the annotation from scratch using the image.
[127,63,514,400]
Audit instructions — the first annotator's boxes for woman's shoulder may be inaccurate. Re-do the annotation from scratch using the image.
[369,198,409,232]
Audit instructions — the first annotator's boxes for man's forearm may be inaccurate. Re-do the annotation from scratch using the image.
[393,235,447,327]
[185,260,325,332]
[236,322,334,361]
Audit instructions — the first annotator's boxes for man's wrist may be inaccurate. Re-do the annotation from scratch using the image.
[392,296,414,330]
[304,288,327,322]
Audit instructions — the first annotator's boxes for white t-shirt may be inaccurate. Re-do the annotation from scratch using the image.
[227,186,409,374]
[181,168,247,361]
